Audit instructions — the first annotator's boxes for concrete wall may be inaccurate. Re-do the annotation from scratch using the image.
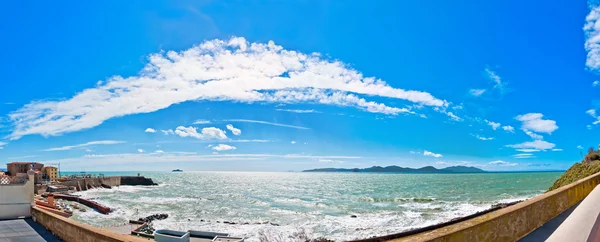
[59,176,122,191]
[390,171,600,242]
[0,173,34,219]
[31,206,149,242]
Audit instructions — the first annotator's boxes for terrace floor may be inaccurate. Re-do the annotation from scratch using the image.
[0,218,61,242]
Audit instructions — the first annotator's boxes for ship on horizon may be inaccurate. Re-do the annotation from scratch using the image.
[172,169,183,172]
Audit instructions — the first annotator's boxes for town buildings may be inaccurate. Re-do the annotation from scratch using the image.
[5,162,58,184]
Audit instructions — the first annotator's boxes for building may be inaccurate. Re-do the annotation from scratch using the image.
[6,162,44,176]
[43,166,58,181]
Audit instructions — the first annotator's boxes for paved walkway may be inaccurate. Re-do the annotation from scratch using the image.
[518,202,581,242]
[0,219,61,242]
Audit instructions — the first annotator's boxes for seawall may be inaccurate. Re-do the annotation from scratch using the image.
[58,176,156,191]
[368,170,600,242]
[31,206,148,242]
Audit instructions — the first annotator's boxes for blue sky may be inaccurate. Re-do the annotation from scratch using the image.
[0,0,599,171]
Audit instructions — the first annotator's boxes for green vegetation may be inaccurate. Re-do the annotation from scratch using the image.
[548,147,600,191]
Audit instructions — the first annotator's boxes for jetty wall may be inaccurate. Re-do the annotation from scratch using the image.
[31,206,148,242]
[384,170,600,242]
[58,176,154,191]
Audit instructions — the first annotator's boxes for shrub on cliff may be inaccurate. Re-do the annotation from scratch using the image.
[547,160,600,192]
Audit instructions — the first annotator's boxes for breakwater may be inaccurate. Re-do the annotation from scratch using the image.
[58,176,157,191]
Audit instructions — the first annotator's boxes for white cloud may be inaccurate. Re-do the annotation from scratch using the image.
[485,67,506,92]
[515,113,558,134]
[485,120,501,130]
[193,120,211,125]
[434,107,461,121]
[225,124,242,136]
[138,149,144,153]
[502,125,515,133]
[145,128,156,133]
[489,160,518,166]
[423,150,443,158]
[161,129,175,135]
[524,130,544,140]
[224,119,309,130]
[551,148,563,152]
[516,149,541,152]
[586,109,600,125]
[578,145,584,149]
[318,159,344,164]
[42,140,125,151]
[291,141,297,144]
[7,37,448,139]
[276,109,321,113]
[206,144,213,148]
[174,126,228,140]
[469,89,486,97]
[212,144,237,151]
[513,153,535,159]
[585,6,600,70]
[0,141,6,150]
[471,134,494,141]
[435,161,449,166]
[506,140,555,151]
[154,150,164,153]
[594,81,600,87]
[85,148,93,152]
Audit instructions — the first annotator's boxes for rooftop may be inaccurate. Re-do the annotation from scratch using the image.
[0,218,61,242]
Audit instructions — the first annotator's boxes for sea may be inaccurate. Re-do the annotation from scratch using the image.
[64,171,562,241]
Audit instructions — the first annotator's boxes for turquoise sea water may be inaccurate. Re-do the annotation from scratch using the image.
[68,171,562,241]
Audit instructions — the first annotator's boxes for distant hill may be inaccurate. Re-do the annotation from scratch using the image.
[303,165,486,173]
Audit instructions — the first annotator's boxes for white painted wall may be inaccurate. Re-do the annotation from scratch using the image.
[0,171,34,219]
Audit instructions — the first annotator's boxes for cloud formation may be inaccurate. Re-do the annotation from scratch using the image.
[7,37,447,139]
[275,109,321,113]
[502,125,515,133]
[42,140,125,151]
[585,6,600,70]
[174,126,228,140]
[485,120,501,130]
[489,160,517,166]
[226,124,242,136]
[506,140,555,151]
[224,119,309,130]
[471,134,494,141]
[193,120,211,125]
[469,89,486,97]
[145,128,156,133]
[515,113,558,134]
[212,144,237,151]
[423,150,443,158]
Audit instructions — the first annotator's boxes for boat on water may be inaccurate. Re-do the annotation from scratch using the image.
[172,169,183,172]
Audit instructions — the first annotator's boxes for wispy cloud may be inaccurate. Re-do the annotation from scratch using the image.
[7,37,447,139]
[471,134,494,141]
[484,67,506,93]
[469,89,486,97]
[193,120,211,125]
[423,150,443,158]
[42,140,126,151]
[212,144,236,151]
[551,148,563,152]
[275,109,322,113]
[513,153,535,159]
[224,119,309,130]
[586,109,600,126]
[516,149,541,152]
[485,120,501,130]
[0,141,6,150]
[489,160,517,166]
[594,80,600,87]
[226,124,242,136]
[506,140,555,151]
[318,159,344,164]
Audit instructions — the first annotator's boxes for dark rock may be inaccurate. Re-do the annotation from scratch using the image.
[270,223,280,226]
[350,215,357,218]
